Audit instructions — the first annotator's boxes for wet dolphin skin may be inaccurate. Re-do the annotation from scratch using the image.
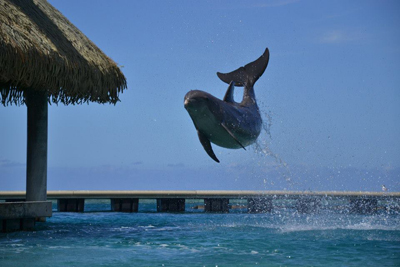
[184,48,270,162]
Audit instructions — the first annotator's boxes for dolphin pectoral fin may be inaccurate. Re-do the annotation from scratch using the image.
[221,123,246,150]
[223,81,235,103]
[197,131,220,163]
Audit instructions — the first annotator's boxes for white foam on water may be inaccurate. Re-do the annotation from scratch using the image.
[343,222,400,231]
[9,244,24,247]
[152,226,180,231]
[47,246,72,249]
[366,235,400,242]
[208,213,400,234]
[278,222,400,233]
[111,226,137,232]
[176,244,189,249]
[136,224,155,229]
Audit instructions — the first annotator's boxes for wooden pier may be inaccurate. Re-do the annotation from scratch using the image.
[2,190,399,232]
[2,190,399,200]
[1,191,399,213]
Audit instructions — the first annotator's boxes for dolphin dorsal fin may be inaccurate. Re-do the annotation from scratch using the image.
[197,130,220,163]
[223,81,235,103]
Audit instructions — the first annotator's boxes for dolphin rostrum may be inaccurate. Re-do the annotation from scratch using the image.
[184,48,270,163]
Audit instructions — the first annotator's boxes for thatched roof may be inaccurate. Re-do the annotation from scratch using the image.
[0,0,127,106]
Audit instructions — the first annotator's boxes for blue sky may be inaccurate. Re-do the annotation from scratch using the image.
[1,0,399,191]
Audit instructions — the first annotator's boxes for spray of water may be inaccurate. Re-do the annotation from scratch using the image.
[251,106,295,190]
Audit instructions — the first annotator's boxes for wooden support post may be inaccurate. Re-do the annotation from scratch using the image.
[157,198,185,212]
[295,197,321,213]
[349,198,378,214]
[21,218,36,231]
[57,199,84,212]
[26,90,48,203]
[2,219,20,232]
[1,219,36,232]
[111,198,139,212]
[204,198,229,213]
[247,198,273,213]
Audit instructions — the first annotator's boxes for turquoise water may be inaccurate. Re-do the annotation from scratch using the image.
[1,202,399,266]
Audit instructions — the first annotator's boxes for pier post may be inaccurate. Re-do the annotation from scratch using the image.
[295,197,321,213]
[349,198,378,214]
[111,198,139,212]
[26,90,48,221]
[1,219,20,232]
[1,218,35,232]
[204,198,229,213]
[1,218,36,232]
[57,199,84,212]
[157,198,185,212]
[26,91,48,202]
[247,198,273,213]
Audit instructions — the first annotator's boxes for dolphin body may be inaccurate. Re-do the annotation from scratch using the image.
[184,48,270,163]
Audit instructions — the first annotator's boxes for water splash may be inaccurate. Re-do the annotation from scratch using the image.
[251,106,294,189]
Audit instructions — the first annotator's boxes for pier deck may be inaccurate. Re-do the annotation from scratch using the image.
[1,190,399,200]
[1,190,399,217]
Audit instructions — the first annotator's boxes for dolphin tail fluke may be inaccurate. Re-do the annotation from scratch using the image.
[197,130,220,163]
[217,48,269,87]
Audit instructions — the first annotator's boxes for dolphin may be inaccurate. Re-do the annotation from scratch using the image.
[184,48,270,163]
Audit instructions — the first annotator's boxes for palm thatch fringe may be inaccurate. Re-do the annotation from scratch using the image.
[0,0,127,106]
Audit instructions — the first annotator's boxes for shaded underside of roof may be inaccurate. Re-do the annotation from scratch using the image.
[0,0,127,106]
